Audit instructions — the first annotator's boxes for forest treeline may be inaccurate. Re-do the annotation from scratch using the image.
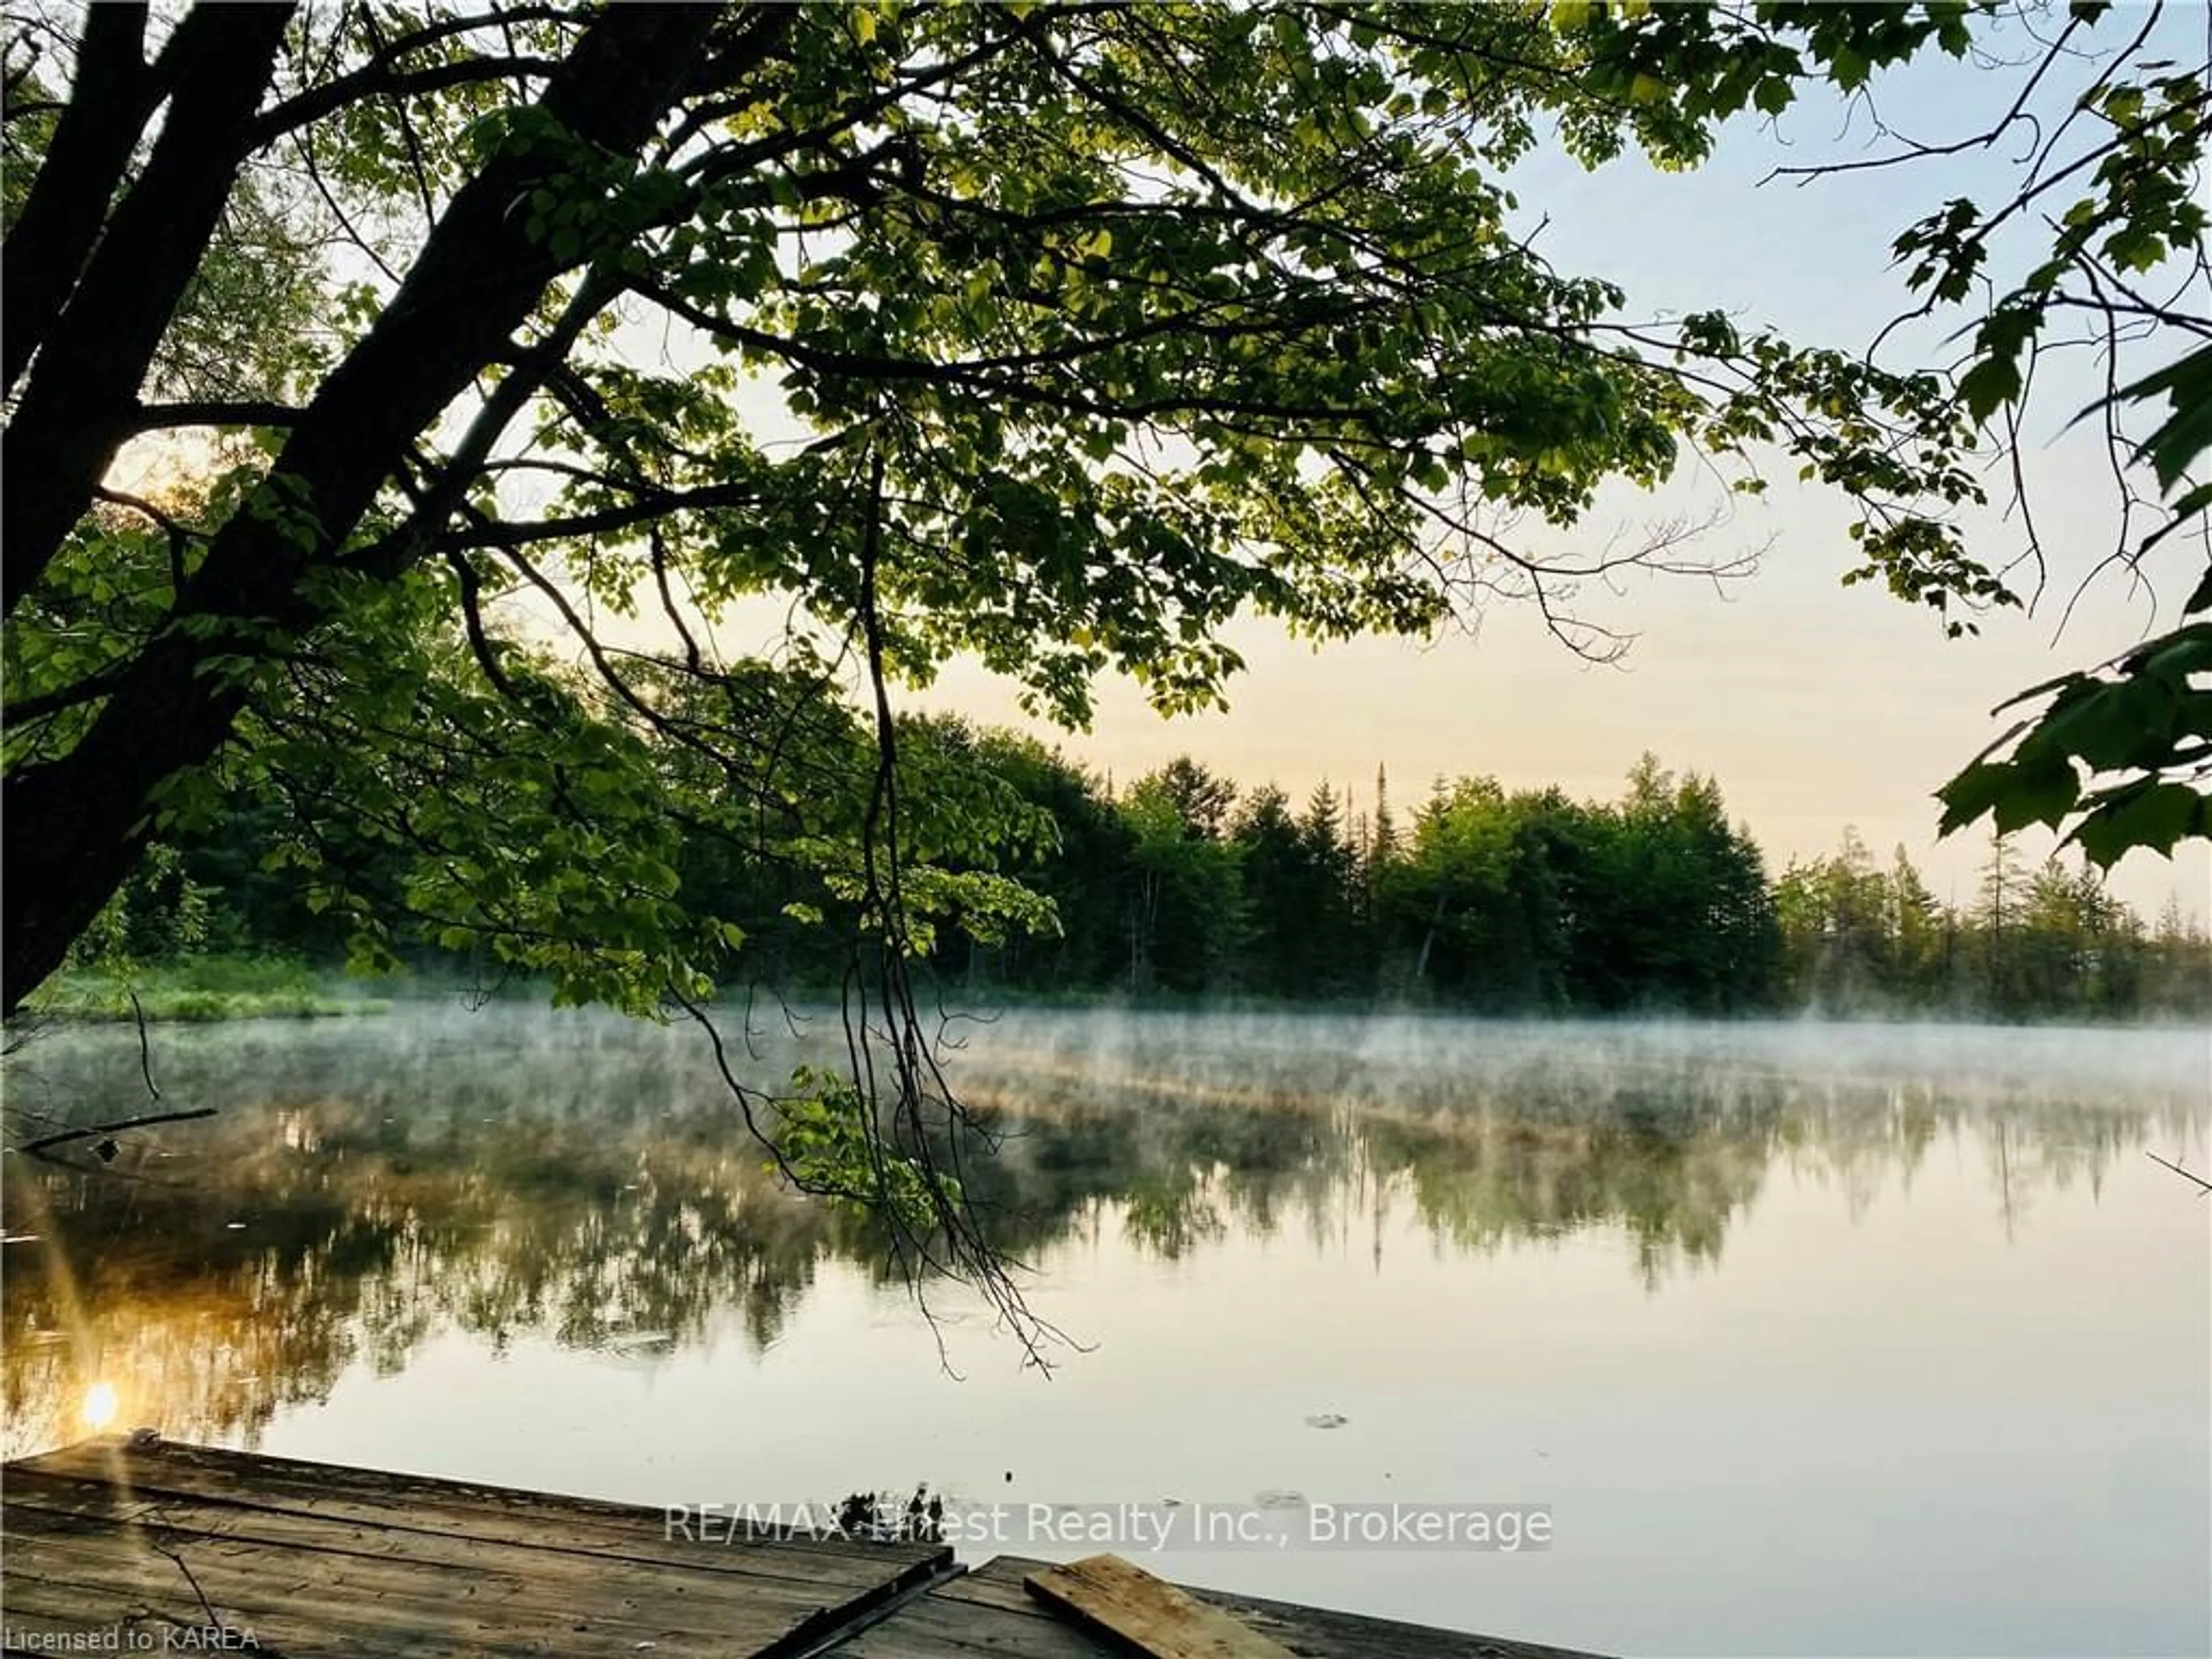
[76,718,2211,1024]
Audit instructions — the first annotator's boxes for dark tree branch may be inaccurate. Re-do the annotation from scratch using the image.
[128,990,161,1100]
[14,1108,215,1158]
[248,53,565,146]
[92,483,201,596]
[1,2,158,394]
[437,483,762,551]
[627,276,1381,427]
[344,266,627,581]
[1763,14,2087,186]
[442,550,522,702]
[1,661,135,728]
[2,1,297,615]
[123,401,304,435]
[2147,1149,2212,1195]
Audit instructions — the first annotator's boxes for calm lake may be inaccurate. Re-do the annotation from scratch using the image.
[4,1007,2207,1656]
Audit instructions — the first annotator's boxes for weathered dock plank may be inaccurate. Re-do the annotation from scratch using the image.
[3,1437,950,1656]
[825,1588,1111,1659]
[16,1437,920,1580]
[840,1556,1615,1659]
[2,1442,1612,1659]
[1024,1555,1298,1658]
[4,1475,888,1647]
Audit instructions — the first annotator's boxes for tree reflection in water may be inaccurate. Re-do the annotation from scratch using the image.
[5,1008,2199,1456]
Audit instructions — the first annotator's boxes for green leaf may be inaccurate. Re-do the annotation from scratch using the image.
[2144,396,2212,494]
[2184,562,2212,616]
[1957,355,2023,423]
[2070,782,2207,865]
[1937,749,2079,836]
[1935,760,2014,835]
[2134,626,2212,684]
[2037,677,2169,768]
[2111,342,2212,490]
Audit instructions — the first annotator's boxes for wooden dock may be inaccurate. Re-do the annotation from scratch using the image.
[1,1436,1605,1657]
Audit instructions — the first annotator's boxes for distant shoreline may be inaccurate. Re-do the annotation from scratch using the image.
[13,959,2201,1032]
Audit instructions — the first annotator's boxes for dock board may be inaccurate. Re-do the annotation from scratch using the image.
[1024,1554,1298,1657]
[846,1556,1612,1659]
[1,1439,1612,1658]
[1,1435,952,1656]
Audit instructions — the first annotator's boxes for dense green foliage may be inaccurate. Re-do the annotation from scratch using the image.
[1772,827,2211,1019]
[81,730,2210,1023]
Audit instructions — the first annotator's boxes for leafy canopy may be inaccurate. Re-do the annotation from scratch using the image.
[5,0,2035,1017]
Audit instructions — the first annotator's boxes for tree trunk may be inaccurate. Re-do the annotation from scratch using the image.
[1412,884,1449,982]
[1,3,729,1013]
[2,3,297,613]
[2,2,160,395]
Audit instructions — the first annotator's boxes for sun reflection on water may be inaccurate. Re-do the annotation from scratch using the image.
[81,1380,118,1431]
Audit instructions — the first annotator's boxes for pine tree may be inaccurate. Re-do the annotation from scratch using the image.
[1888,844,1941,1001]
[1372,764,1397,865]
[1975,829,2022,1014]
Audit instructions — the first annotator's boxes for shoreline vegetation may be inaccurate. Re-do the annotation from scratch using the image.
[26,740,2208,1032]
[18,959,388,1024]
[17,955,2209,1033]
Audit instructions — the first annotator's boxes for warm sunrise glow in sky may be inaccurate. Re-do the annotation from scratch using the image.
[902,27,2212,922]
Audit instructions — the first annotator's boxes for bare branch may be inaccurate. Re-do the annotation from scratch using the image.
[2147,1149,2212,1195]
[13,1108,215,1159]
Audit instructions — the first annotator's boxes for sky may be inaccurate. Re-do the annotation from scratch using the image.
[888,12,2212,922]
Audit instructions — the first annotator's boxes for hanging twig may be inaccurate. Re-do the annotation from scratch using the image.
[128,989,161,1101]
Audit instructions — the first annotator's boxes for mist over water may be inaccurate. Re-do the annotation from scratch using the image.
[5,1006,2206,1656]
